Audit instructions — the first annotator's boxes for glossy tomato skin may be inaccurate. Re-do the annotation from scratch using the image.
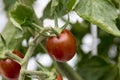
[46,29,76,62]
[0,50,24,80]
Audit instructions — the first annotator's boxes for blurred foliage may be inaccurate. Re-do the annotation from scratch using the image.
[111,0,120,9]
[3,0,35,11]
[3,0,16,11]
[76,56,119,80]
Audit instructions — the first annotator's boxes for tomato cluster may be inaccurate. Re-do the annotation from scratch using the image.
[0,29,76,80]
[0,50,23,80]
[46,29,76,62]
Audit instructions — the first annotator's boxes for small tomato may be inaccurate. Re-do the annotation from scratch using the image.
[46,29,76,62]
[0,50,24,80]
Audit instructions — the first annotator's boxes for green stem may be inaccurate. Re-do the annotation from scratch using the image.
[18,69,25,80]
[24,70,46,75]
[18,29,46,80]
[18,41,38,80]
[56,62,83,80]
[4,50,22,64]
[50,27,60,36]
[17,0,46,79]
[54,12,59,28]
[20,42,37,66]
[24,70,55,80]
[32,23,43,31]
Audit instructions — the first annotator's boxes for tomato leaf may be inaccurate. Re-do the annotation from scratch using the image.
[0,21,32,53]
[0,21,22,50]
[43,0,79,18]
[9,2,34,30]
[75,0,120,36]
[51,0,59,16]
[77,56,119,80]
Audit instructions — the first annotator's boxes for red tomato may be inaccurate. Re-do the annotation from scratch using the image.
[46,29,76,62]
[56,74,63,80]
[0,50,24,80]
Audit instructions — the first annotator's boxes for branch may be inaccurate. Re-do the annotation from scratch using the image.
[4,50,22,64]
[18,33,46,80]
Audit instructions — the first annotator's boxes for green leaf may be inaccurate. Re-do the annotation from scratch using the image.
[0,21,32,54]
[51,0,59,16]
[77,56,119,80]
[75,0,120,36]
[42,0,79,19]
[9,2,34,30]
[0,21,23,50]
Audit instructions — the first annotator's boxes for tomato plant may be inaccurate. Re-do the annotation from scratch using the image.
[0,50,23,80]
[46,29,76,62]
[0,0,120,80]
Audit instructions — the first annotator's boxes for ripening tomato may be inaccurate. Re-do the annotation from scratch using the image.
[56,74,63,80]
[46,29,76,62]
[0,50,24,80]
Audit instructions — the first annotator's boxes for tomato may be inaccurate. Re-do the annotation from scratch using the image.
[0,50,24,80]
[46,29,76,62]
[56,74,63,80]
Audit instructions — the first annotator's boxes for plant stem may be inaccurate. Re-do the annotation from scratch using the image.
[18,29,46,80]
[4,50,22,64]
[18,45,37,80]
[18,43,37,80]
[23,70,52,79]
[56,62,83,80]
[20,42,37,66]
